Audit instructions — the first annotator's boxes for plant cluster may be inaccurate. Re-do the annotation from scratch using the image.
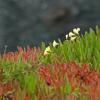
[0,27,100,100]
[42,27,100,70]
[39,61,100,99]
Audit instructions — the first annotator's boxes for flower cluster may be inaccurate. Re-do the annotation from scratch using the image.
[66,28,80,41]
[44,28,80,56]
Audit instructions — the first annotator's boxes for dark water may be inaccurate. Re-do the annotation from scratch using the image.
[0,0,100,52]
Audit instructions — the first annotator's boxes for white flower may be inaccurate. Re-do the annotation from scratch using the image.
[53,40,59,47]
[69,32,75,37]
[70,37,77,41]
[65,28,80,41]
[44,46,51,56]
[44,51,50,56]
[73,28,80,35]
[66,34,68,39]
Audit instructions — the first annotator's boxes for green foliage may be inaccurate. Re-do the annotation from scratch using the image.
[24,73,37,94]
[41,26,100,70]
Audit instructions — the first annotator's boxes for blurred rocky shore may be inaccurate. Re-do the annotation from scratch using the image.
[0,0,100,51]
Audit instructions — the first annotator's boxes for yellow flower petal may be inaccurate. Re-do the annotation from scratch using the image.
[73,28,80,34]
[45,46,51,52]
[44,50,50,56]
[70,36,77,41]
[66,34,68,39]
[69,32,75,37]
[53,40,59,47]
[44,46,51,56]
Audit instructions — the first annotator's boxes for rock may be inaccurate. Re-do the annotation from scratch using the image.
[0,0,100,51]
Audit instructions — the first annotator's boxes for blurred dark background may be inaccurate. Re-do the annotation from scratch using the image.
[0,0,100,52]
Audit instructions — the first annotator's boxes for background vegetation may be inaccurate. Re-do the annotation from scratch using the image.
[0,27,100,100]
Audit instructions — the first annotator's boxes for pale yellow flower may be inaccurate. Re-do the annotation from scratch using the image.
[69,32,75,37]
[70,36,77,41]
[73,28,80,34]
[65,28,80,41]
[66,34,68,39]
[44,51,50,56]
[44,46,51,56]
[53,40,59,47]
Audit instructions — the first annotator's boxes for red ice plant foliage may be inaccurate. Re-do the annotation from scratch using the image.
[66,94,76,100]
[39,64,66,88]
[0,80,31,100]
[39,61,100,98]
[22,93,30,100]
[1,46,41,64]
[0,80,19,100]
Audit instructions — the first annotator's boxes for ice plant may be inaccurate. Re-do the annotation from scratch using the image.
[39,61,100,98]
[0,27,100,99]
[66,28,80,41]
[53,40,59,47]
[39,64,66,88]
[44,46,51,56]
[2,46,41,64]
